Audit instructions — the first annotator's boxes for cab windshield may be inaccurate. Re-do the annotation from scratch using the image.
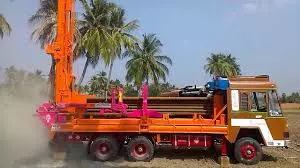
[268,90,283,116]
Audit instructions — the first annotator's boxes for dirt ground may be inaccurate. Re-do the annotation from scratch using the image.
[281,103,300,110]
[2,94,300,168]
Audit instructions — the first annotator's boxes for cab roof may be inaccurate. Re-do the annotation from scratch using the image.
[228,75,277,89]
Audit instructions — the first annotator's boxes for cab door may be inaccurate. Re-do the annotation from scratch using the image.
[265,90,289,145]
[228,89,269,143]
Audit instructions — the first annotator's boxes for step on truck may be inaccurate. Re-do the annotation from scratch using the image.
[35,0,289,165]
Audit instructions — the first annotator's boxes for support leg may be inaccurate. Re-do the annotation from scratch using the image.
[50,133,67,160]
[219,139,230,168]
[221,139,227,156]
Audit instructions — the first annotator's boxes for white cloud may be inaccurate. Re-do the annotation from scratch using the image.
[241,0,296,14]
[242,3,258,13]
[223,0,297,24]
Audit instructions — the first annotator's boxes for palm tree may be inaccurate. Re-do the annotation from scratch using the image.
[29,0,57,48]
[204,53,241,77]
[29,0,81,99]
[0,14,12,39]
[148,82,176,97]
[104,6,139,99]
[88,71,108,96]
[226,54,241,75]
[124,33,172,89]
[28,0,58,100]
[76,0,116,86]
[123,83,138,96]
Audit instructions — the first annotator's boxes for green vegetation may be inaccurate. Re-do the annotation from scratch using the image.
[76,0,139,99]
[123,33,172,89]
[28,0,57,49]
[76,0,139,86]
[76,70,175,97]
[0,66,175,98]
[0,66,48,98]
[0,14,12,39]
[104,5,139,99]
[148,82,176,97]
[204,53,241,77]
[77,0,115,86]
[280,92,300,103]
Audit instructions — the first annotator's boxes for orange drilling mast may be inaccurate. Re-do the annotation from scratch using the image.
[36,0,289,165]
[45,0,87,104]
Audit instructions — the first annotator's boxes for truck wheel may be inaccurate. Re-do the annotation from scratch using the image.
[127,136,154,162]
[90,136,119,161]
[234,137,262,165]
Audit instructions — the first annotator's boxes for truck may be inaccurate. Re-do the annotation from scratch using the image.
[36,0,290,165]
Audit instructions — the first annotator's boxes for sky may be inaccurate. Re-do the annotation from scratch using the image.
[0,0,300,93]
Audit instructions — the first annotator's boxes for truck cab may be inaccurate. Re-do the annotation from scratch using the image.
[222,75,289,164]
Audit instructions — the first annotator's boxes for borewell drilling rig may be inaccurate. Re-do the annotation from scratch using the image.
[36,0,290,165]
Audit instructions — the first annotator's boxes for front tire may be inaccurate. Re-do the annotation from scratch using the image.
[127,136,154,161]
[90,136,119,161]
[234,137,262,165]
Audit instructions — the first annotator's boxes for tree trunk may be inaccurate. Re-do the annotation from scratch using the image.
[78,58,89,86]
[137,85,141,97]
[49,57,56,101]
[105,61,114,101]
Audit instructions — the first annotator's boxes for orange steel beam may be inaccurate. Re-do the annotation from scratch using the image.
[212,105,227,123]
[45,0,75,103]
[53,117,228,134]
[56,123,228,134]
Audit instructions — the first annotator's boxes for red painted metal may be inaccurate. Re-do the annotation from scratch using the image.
[171,134,212,148]
[96,143,112,155]
[36,102,66,128]
[98,87,128,116]
[92,84,163,118]
[64,133,92,142]
[96,88,124,115]
[127,84,163,118]
[221,139,228,156]
[240,144,256,160]
[132,143,148,158]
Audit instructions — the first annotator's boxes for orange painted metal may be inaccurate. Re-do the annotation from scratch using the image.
[45,0,92,104]
[54,118,228,134]
[212,105,227,123]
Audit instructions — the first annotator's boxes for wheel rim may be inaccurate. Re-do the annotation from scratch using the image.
[240,143,256,160]
[96,142,111,156]
[132,143,147,158]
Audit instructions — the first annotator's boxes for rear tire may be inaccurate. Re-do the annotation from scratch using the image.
[90,136,119,161]
[127,136,154,162]
[234,137,262,165]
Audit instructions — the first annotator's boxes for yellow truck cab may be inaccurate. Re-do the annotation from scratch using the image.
[225,75,289,164]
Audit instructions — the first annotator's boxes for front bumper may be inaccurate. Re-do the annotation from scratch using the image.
[266,140,290,147]
[284,140,290,148]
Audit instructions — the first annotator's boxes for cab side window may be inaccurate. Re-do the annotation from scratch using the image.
[240,93,248,111]
[250,92,267,112]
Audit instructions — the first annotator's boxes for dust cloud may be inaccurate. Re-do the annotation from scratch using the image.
[0,69,50,168]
